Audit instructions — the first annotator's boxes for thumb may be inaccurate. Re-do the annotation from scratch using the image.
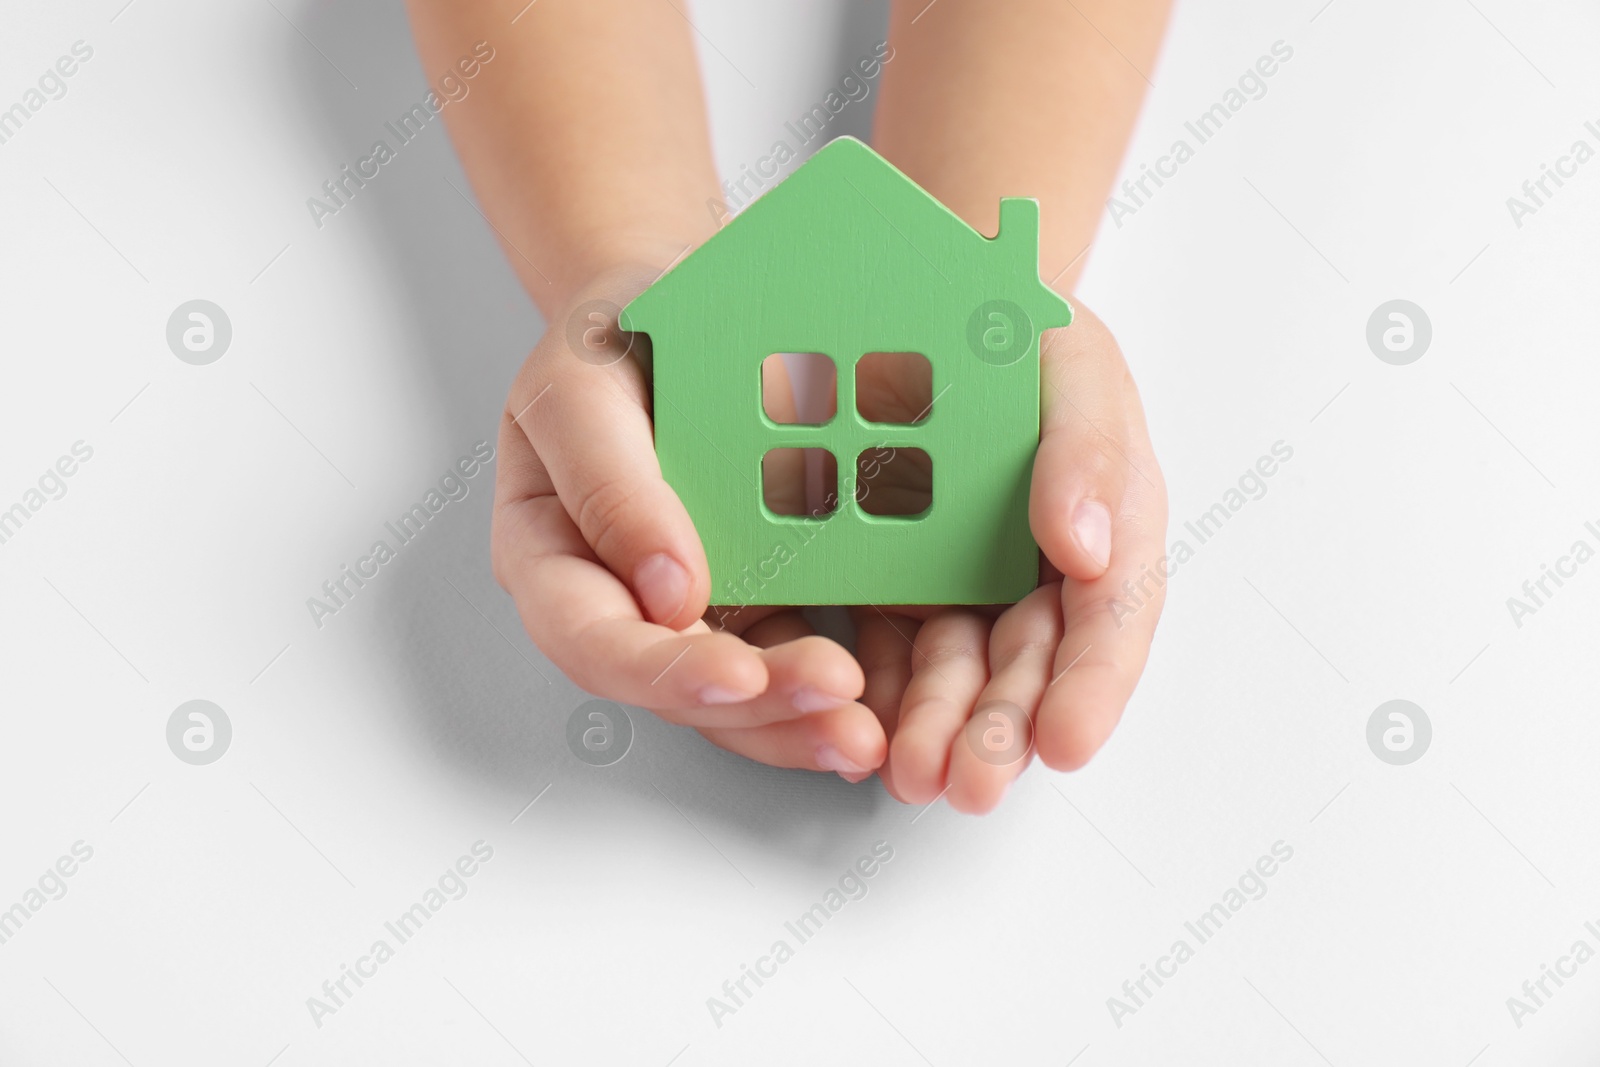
[1029,311,1135,582]
[518,318,711,630]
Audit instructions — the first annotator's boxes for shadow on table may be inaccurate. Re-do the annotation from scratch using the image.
[283,0,900,866]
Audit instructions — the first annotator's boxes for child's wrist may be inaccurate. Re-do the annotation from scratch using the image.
[546,231,708,316]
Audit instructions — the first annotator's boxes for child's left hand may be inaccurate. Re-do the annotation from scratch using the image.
[849,301,1167,811]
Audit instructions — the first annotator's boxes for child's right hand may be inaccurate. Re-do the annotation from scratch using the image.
[491,266,888,779]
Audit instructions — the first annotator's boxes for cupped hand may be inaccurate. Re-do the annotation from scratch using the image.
[494,267,1163,806]
[491,266,888,777]
[853,300,1168,813]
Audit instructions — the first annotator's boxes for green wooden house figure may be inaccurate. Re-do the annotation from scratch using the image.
[620,136,1072,607]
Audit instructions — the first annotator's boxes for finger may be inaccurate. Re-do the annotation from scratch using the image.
[947,585,1063,814]
[1030,305,1139,583]
[703,602,802,642]
[697,702,887,777]
[720,610,869,719]
[853,607,921,741]
[664,634,864,727]
[884,609,991,805]
[492,480,769,716]
[735,608,814,647]
[757,628,865,714]
[1035,463,1168,771]
[512,330,709,631]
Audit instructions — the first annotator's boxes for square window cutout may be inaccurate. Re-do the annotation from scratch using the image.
[856,352,933,425]
[763,448,838,519]
[762,353,836,424]
[856,447,931,518]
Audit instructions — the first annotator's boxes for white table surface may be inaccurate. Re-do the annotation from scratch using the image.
[2,1,1598,1063]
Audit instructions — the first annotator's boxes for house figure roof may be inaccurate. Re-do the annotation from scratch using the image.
[621,135,1072,607]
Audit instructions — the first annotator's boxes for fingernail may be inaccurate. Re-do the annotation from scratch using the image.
[816,744,870,777]
[793,687,850,713]
[1072,499,1112,570]
[698,684,757,706]
[839,770,873,784]
[634,553,689,624]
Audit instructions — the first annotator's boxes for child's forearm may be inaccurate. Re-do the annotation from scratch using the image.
[875,0,1171,292]
[406,0,725,314]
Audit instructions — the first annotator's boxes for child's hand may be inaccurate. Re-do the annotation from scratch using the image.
[491,266,887,776]
[857,302,1168,812]
[409,0,1169,802]
[491,268,1159,799]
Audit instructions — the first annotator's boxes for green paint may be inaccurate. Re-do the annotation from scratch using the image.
[621,136,1072,606]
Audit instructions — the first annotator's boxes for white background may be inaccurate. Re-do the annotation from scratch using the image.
[2,0,1598,1064]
